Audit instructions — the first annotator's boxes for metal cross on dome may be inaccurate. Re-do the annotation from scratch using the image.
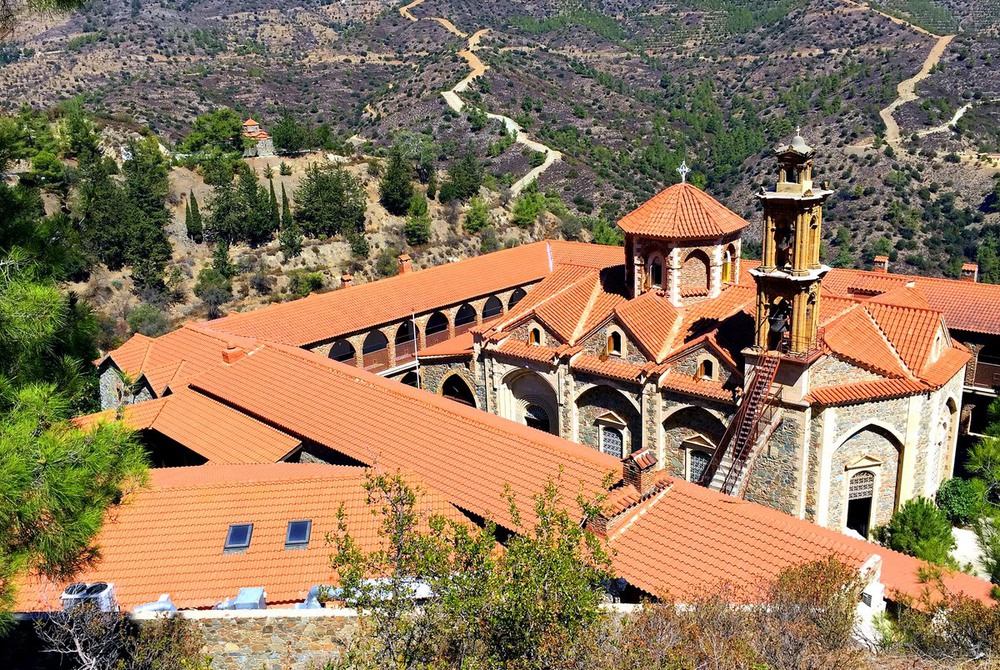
[676,160,690,184]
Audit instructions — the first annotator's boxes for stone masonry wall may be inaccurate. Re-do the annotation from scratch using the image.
[744,408,805,517]
[573,380,643,455]
[828,427,901,531]
[809,355,880,387]
[188,612,356,670]
[422,361,486,409]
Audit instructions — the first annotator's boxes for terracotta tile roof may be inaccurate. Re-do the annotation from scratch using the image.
[607,475,992,604]
[204,241,622,347]
[659,372,734,403]
[492,339,562,365]
[570,354,645,382]
[188,345,621,531]
[920,346,970,388]
[614,291,680,362]
[865,301,942,377]
[242,118,259,126]
[805,378,930,406]
[16,464,469,611]
[617,183,749,240]
[101,324,257,396]
[419,330,475,359]
[76,391,302,464]
[821,306,909,378]
[824,268,1000,336]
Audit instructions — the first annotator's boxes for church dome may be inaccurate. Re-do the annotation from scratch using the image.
[617,182,749,241]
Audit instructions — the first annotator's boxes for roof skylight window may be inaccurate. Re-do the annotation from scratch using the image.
[285,520,312,549]
[224,523,253,553]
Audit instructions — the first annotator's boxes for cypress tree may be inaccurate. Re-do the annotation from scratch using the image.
[281,183,292,228]
[212,239,236,278]
[268,179,280,234]
[187,191,204,243]
[279,218,303,259]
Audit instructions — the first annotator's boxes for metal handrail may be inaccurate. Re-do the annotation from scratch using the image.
[698,353,780,487]
[719,387,782,495]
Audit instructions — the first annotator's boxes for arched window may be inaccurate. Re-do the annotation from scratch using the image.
[395,321,418,362]
[649,258,663,288]
[529,328,542,346]
[441,375,476,407]
[508,288,527,309]
[689,450,711,483]
[601,426,624,459]
[425,311,449,347]
[697,359,715,380]
[482,296,503,320]
[607,331,623,357]
[328,340,356,365]
[400,371,420,388]
[846,471,876,538]
[524,404,550,432]
[721,249,732,284]
[454,304,477,334]
[362,331,389,371]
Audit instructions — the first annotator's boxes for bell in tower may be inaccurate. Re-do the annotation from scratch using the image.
[751,131,832,356]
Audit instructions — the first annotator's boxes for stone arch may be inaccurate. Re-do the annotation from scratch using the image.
[440,372,477,408]
[400,371,420,388]
[454,303,477,334]
[362,330,390,371]
[425,311,450,347]
[329,339,356,364]
[829,423,903,534]
[680,249,710,293]
[575,385,642,457]
[508,288,527,309]
[483,295,503,320]
[833,420,905,453]
[939,397,960,482]
[500,370,559,435]
[395,321,419,362]
[647,252,665,289]
[722,244,737,283]
[662,405,728,480]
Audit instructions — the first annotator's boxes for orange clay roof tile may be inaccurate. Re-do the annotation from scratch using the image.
[865,301,943,377]
[659,372,734,403]
[76,391,302,464]
[823,268,1000,336]
[608,475,992,604]
[617,183,749,240]
[16,464,468,611]
[492,338,561,365]
[570,354,645,382]
[821,306,909,378]
[204,241,622,347]
[188,345,621,531]
[614,291,680,362]
[804,378,930,406]
[419,330,475,359]
[103,324,257,395]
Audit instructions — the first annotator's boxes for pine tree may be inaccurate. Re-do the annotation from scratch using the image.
[186,191,203,243]
[279,217,303,259]
[212,239,236,278]
[379,147,414,216]
[404,193,431,247]
[281,183,292,229]
[236,168,273,246]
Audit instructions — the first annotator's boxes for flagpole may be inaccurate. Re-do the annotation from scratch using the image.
[412,310,420,389]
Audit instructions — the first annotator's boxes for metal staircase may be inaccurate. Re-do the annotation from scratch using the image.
[699,352,783,496]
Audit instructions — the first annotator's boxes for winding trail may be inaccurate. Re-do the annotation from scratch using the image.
[878,34,954,148]
[398,0,561,195]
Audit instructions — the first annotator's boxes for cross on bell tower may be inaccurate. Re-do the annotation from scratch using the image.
[750,132,832,355]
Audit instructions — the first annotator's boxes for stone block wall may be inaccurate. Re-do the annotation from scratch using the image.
[744,409,804,516]
[572,379,643,455]
[661,401,730,479]
[422,361,485,409]
[827,425,901,531]
[183,611,357,670]
[809,355,880,388]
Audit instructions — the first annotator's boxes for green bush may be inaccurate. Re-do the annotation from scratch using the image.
[936,478,987,526]
[463,196,488,233]
[875,497,957,568]
[127,303,170,337]
[288,270,324,298]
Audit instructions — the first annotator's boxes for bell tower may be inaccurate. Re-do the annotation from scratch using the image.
[751,133,832,355]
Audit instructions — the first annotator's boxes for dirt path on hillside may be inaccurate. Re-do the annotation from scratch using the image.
[878,34,953,147]
[842,0,942,37]
[397,3,561,194]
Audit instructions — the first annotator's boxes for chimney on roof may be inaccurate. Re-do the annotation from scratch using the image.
[398,253,412,275]
[624,448,659,497]
[340,273,353,289]
[222,342,246,365]
[962,262,979,282]
[873,255,889,273]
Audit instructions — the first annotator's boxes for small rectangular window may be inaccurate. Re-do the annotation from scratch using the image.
[224,523,253,553]
[285,520,312,549]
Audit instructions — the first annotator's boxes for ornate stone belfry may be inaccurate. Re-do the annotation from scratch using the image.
[751,133,832,355]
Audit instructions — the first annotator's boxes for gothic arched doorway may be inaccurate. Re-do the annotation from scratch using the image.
[441,374,477,408]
